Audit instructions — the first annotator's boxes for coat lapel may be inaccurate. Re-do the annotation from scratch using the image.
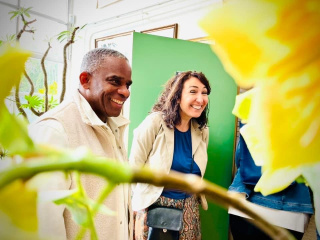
[163,119,202,160]
[191,120,202,156]
[162,122,175,164]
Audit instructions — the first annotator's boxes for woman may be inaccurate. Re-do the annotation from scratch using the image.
[129,71,211,240]
[228,122,314,240]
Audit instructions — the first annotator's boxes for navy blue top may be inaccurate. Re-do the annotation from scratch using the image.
[161,127,201,199]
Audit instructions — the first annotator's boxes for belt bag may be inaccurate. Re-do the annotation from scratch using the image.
[147,206,183,240]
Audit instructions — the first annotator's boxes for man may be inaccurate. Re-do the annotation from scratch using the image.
[29,48,132,240]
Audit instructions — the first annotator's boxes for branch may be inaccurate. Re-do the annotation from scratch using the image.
[16,18,36,41]
[24,70,34,96]
[0,153,295,240]
[14,15,36,120]
[60,27,79,103]
[14,83,28,120]
[23,70,42,117]
[41,42,52,112]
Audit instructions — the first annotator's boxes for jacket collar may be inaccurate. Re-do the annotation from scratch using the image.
[73,90,130,129]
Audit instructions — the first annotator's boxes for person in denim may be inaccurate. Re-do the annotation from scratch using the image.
[228,122,315,240]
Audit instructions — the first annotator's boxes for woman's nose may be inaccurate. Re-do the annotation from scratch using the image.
[196,94,204,103]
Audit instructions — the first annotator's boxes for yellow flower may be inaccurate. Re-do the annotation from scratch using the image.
[200,0,320,230]
[38,81,58,95]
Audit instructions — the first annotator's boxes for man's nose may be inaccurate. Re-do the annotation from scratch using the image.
[118,85,130,98]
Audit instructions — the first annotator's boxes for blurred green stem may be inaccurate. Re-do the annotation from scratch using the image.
[0,155,295,240]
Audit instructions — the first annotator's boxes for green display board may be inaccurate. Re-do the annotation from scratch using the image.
[129,32,237,240]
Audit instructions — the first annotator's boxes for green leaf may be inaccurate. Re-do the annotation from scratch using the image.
[8,10,17,15]
[20,103,31,109]
[24,95,44,109]
[54,186,115,227]
[0,107,35,154]
[0,180,38,232]
[57,35,67,42]
[0,146,8,159]
[57,31,70,42]
[54,190,92,227]
[25,7,32,12]
[9,11,19,20]
[0,46,34,154]
[24,11,31,18]
[48,95,59,109]
[57,31,70,37]
[10,34,16,41]
[295,176,306,184]
[1,34,17,46]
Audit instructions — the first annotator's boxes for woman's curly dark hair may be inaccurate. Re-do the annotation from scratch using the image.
[151,71,211,129]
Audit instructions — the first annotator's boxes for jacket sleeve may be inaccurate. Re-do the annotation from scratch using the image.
[28,119,72,240]
[129,113,162,169]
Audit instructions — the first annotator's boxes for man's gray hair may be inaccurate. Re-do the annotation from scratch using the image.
[80,48,128,73]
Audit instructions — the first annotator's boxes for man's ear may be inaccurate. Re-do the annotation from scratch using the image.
[79,72,90,89]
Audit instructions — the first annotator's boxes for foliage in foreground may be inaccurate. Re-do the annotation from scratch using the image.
[0,46,296,240]
[200,0,320,231]
[2,7,85,121]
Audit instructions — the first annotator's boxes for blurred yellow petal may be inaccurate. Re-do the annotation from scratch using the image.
[0,45,31,106]
[0,180,38,232]
[199,0,289,88]
[201,0,320,177]
[240,121,266,167]
[258,72,320,170]
[254,168,302,195]
[200,0,320,228]
[0,213,40,240]
[267,1,320,81]
[232,88,256,123]
[0,45,34,154]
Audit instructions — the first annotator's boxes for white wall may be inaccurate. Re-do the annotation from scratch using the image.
[1,0,222,99]
[68,0,222,95]
[0,0,68,62]
[0,0,70,119]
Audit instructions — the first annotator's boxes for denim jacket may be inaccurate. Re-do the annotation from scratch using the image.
[229,123,314,214]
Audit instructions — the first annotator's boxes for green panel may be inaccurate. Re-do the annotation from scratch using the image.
[129,32,237,240]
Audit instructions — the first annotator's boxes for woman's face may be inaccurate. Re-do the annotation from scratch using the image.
[179,76,208,122]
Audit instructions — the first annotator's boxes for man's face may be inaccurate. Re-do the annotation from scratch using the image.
[84,57,132,121]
